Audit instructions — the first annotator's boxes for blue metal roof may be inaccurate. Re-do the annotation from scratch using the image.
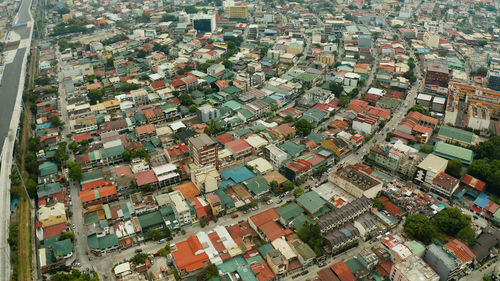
[474,193,490,209]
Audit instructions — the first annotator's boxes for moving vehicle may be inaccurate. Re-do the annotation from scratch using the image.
[231,213,239,218]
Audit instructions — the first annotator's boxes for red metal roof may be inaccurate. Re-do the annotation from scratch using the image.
[330,262,356,281]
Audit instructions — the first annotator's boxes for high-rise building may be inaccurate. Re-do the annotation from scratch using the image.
[188,134,219,170]
[192,12,217,33]
[229,4,248,20]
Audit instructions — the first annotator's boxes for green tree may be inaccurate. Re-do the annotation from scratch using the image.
[132,253,149,264]
[457,226,476,247]
[68,162,83,181]
[87,89,104,105]
[59,231,75,241]
[122,149,132,162]
[68,141,79,152]
[373,198,385,210]
[295,119,314,136]
[50,116,65,128]
[283,181,294,192]
[445,159,462,178]
[329,82,344,97]
[179,93,193,106]
[297,222,323,255]
[407,105,429,116]
[404,214,437,244]
[203,264,219,280]
[53,142,69,166]
[474,136,500,160]
[189,104,197,113]
[433,208,471,236]
[293,188,305,198]
[419,144,434,153]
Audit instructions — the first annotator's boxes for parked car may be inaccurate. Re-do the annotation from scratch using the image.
[135,249,143,253]
[277,199,283,204]
[72,224,76,229]
[266,200,273,205]
[231,213,239,218]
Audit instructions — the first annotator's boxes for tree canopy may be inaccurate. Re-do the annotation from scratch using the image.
[404,214,437,244]
[297,222,323,256]
[469,136,500,196]
[457,226,476,247]
[445,159,462,178]
[68,162,83,181]
[433,208,471,237]
[295,119,315,136]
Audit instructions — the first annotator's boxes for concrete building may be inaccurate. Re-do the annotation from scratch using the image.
[413,154,448,187]
[166,190,192,226]
[467,103,490,131]
[188,134,219,170]
[423,32,440,49]
[192,12,217,33]
[318,196,372,233]
[197,104,221,123]
[425,64,450,93]
[304,87,334,105]
[38,202,66,228]
[329,165,383,199]
[429,172,460,199]
[264,144,288,168]
[424,244,461,281]
[228,5,248,19]
[390,254,440,281]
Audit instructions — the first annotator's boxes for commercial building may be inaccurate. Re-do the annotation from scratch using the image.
[263,144,288,168]
[192,12,217,33]
[197,104,220,123]
[424,244,461,281]
[413,154,448,187]
[328,165,383,199]
[425,64,450,93]
[390,254,439,281]
[318,196,372,233]
[228,4,248,20]
[165,190,192,226]
[188,134,219,170]
[429,172,460,199]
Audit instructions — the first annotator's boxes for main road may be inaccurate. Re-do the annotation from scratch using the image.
[0,0,34,279]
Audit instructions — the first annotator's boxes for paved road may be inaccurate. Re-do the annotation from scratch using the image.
[55,48,93,272]
[90,194,295,279]
[0,0,33,278]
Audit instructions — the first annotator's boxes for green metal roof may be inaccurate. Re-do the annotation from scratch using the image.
[138,211,165,229]
[214,189,235,209]
[237,108,254,120]
[296,191,328,215]
[87,233,119,250]
[404,241,426,257]
[294,242,316,260]
[276,202,304,224]
[37,182,62,198]
[438,126,474,144]
[81,169,104,185]
[39,161,58,177]
[433,141,473,164]
[280,141,306,156]
[242,176,271,196]
[222,100,242,111]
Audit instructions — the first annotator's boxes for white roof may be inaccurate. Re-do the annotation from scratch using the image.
[417,93,433,101]
[245,134,269,148]
[114,262,131,275]
[247,158,274,174]
[433,96,446,104]
[214,225,242,257]
[345,72,361,79]
[367,88,385,96]
[196,231,221,264]
[170,121,186,131]
[153,163,178,176]
[272,238,297,260]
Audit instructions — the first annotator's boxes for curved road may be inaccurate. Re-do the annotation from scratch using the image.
[0,0,34,279]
